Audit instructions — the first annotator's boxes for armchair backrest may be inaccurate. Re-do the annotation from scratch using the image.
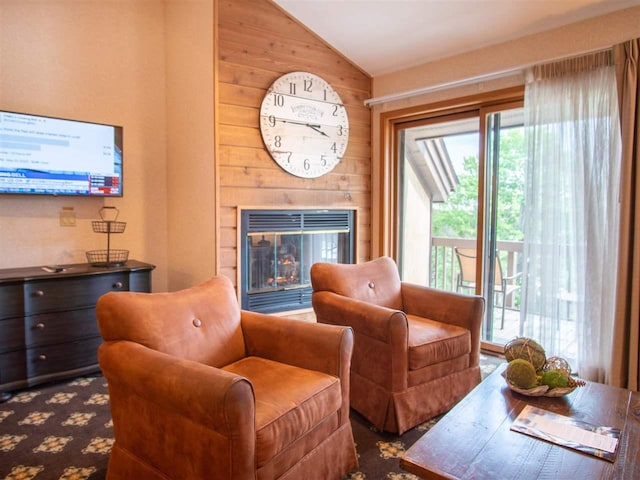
[96,276,246,368]
[310,256,403,310]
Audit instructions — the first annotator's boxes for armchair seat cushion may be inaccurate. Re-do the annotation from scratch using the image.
[222,356,341,467]
[407,315,472,370]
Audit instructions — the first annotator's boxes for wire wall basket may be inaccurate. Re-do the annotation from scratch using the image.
[86,249,129,267]
[86,207,129,267]
[91,220,126,234]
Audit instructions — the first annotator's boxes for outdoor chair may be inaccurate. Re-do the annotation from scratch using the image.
[455,247,521,329]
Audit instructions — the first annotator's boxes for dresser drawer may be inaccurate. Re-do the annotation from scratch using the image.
[0,317,25,353]
[130,270,152,292]
[0,260,153,392]
[25,308,100,347]
[27,336,103,378]
[0,349,27,385]
[0,283,24,320]
[25,273,129,314]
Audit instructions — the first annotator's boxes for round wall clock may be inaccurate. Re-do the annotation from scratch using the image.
[259,71,349,178]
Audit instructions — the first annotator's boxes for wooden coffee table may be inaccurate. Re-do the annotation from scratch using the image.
[401,363,640,479]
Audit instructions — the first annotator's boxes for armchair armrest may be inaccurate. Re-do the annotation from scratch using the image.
[312,290,410,393]
[401,283,484,330]
[99,341,256,478]
[241,310,353,378]
[312,291,408,345]
[241,310,354,424]
[401,283,484,365]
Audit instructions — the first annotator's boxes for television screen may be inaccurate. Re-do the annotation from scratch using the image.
[0,110,122,196]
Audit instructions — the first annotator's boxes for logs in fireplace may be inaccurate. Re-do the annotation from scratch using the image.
[240,209,354,313]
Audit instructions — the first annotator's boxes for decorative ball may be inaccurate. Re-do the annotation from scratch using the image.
[504,337,546,371]
[539,370,569,388]
[506,359,539,389]
[542,356,572,376]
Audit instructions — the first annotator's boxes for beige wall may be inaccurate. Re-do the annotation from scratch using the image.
[401,161,431,285]
[372,6,640,104]
[165,0,216,291]
[0,0,215,292]
[369,6,640,257]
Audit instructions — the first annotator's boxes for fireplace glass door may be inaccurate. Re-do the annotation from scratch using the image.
[241,210,354,313]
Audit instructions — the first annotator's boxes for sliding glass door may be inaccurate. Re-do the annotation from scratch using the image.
[482,106,525,343]
[398,113,479,288]
[397,103,525,350]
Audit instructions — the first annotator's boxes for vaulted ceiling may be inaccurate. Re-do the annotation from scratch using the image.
[273,0,640,76]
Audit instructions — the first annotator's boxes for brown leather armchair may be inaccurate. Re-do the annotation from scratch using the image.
[310,256,484,434]
[96,276,358,480]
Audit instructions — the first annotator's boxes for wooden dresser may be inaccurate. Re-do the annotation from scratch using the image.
[0,260,154,396]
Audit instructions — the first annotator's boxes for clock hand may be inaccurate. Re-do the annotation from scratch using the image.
[280,119,323,129]
[307,124,329,137]
[279,119,329,137]
[280,119,310,127]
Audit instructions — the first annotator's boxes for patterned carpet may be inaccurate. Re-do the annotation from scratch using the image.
[0,354,504,480]
[342,353,504,480]
[0,376,110,480]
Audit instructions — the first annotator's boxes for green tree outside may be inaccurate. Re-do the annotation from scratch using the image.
[432,127,525,242]
[430,127,525,293]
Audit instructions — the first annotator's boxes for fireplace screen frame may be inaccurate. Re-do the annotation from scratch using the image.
[240,209,355,313]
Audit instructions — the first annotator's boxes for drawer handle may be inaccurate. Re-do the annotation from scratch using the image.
[35,322,45,329]
[33,290,45,297]
[38,354,47,361]
[113,281,123,289]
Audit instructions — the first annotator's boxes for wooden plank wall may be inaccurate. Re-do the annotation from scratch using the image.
[217,0,372,287]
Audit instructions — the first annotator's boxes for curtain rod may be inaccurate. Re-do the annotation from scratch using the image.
[363,46,614,107]
[363,68,524,107]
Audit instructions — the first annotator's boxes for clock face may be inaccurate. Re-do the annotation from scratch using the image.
[259,71,349,178]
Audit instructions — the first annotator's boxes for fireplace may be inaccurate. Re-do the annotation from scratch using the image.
[240,209,355,313]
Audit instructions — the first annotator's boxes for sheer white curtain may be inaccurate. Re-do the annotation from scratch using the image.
[521,52,621,382]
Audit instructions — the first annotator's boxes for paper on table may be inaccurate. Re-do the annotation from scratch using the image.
[528,411,618,453]
[511,404,621,462]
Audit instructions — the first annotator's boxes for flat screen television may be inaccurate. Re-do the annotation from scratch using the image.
[0,110,123,196]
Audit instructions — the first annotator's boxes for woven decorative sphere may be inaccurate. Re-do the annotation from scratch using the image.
[542,356,572,376]
[504,337,546,371]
